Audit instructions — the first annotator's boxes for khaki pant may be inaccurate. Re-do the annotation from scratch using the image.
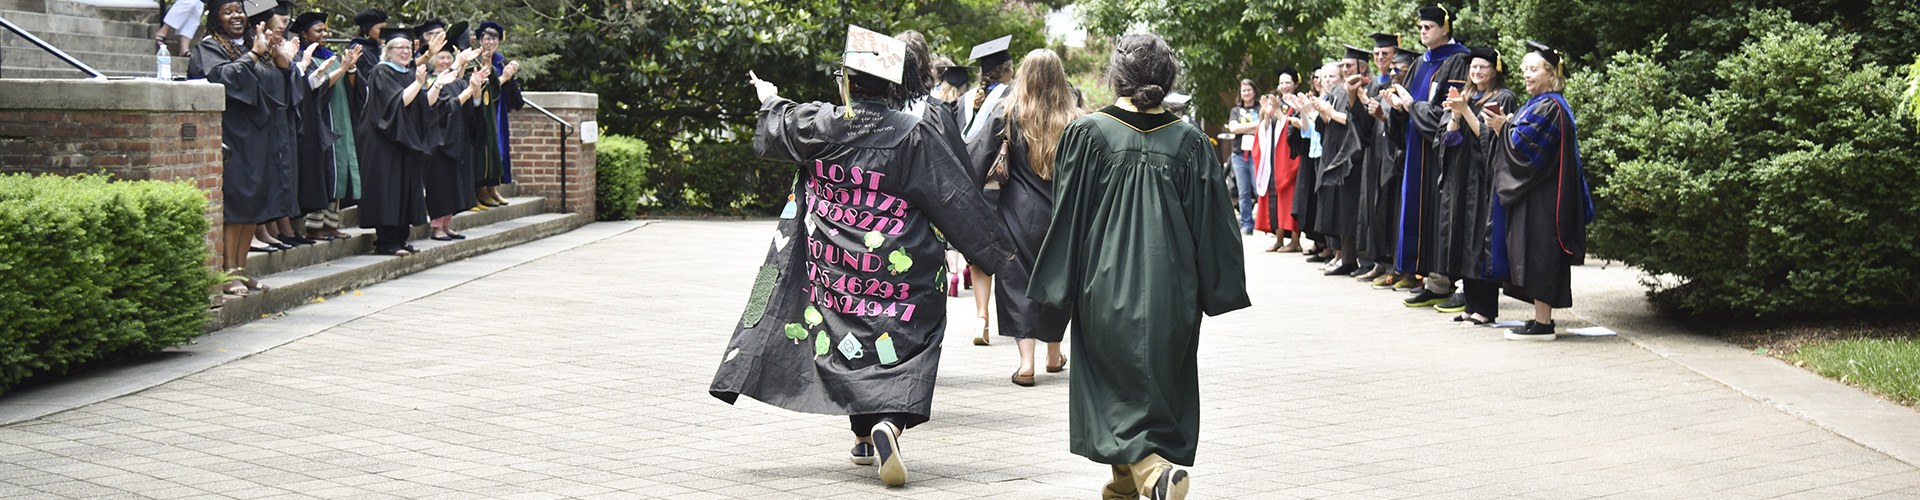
[1101,454,1178,500]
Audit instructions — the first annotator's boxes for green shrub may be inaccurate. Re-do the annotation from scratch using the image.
[0,174,217,394]
[1586,10,1920,317]
[642,140,795,216]
[595,133,649,221]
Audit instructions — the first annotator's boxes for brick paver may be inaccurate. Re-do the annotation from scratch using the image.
[2,220,1917,499]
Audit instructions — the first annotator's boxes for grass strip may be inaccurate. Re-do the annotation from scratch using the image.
[1793,338,1920,406]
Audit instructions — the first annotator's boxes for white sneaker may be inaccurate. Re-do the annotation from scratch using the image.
[870,422,906,486]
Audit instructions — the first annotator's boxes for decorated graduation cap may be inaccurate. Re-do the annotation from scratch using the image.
[969,35,1012,73]
[476,21,505,40]
[1524,40,1565,75]
[290,12,326,34]
[354,9,387,29]
[1342,44,1371,62]
[1163,92,1192,108]
[1369,32,1402,49]
[1469,47,1503,72]
[843,24,907,84]
[1416,5,1454,31]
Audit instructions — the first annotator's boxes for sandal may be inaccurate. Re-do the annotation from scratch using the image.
[1046,356,1068,373]
[240,277,269,292]
[1010,370,1035,387]
[972,318,990,346]
[1460,314,1493,327]
[373,247,412,256]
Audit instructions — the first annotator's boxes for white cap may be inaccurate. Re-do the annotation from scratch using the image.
[844,25,907,84]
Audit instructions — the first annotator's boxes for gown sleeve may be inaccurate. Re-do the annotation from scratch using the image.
[1026,120,1102,310]
[751,97,833,164]
[193,41,262,108]
[968,104,1009,187]
[1495,98,1566,204]
[369,69,432,154]
[1181,130,1253,316]
[892,122,1028,286]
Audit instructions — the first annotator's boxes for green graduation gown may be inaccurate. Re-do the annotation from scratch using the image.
[1029,105,1251,467]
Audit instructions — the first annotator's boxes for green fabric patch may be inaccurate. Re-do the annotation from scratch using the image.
[739,264,780,328]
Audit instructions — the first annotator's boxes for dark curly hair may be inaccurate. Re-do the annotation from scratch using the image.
[1106,33,1178,109]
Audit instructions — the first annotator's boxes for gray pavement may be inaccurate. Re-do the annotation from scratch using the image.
[2,220,1918,499]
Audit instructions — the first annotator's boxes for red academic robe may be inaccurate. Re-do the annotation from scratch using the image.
[1251,110,1300,233]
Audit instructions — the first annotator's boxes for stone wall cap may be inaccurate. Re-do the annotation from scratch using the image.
[0,79,225,112]
[524,91,597,111]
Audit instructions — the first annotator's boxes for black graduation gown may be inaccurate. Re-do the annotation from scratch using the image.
[1314,90,1362,237]
[709,98,1029,429]
[1029,105,1250,467]
[1350,80,1393,260]
[974,109,1071,343]
[295,56,341,214]
[424,79,481,218]
[1392,48,1472,273]
[190,38,298,225]
[1422,88,1517,279]
[346,38,380,126]
[1493,95,1591,308]
[1290,124,1318,235]
[355,63,431,229]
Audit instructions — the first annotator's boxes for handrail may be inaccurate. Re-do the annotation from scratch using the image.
[0,14,107,79]
[523,99,576,214]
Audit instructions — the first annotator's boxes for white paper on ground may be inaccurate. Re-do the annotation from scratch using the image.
[1488,321,1527,328]
[1567,327,1618,337]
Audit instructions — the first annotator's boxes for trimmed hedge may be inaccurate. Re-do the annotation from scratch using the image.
[1579,11,1920,316]
[0,174,216,394]
[595,133,649,221]
[641,140,796,216]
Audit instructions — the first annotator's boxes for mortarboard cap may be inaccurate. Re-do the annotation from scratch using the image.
[204,0,240,14]
[290,12,326,34]
[1393,49,1417,65]
[844,24,907,84]
[1163,92,1192,107]
[1343,44,1371,62]
[380,25,411,44]
[939,65,971,88]
[354,9,387,28]
[1276,67,1300,84]
[1417,5,1454,31]
[969,35,1012,71]
[446,21,470,50]
[1469,47,1503,72]
[1524,40,1565,75]
[1369,32,1401,49]
[415,19,447,37]
[476,21,505,39]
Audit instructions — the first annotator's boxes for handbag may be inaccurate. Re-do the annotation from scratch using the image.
[984,135,1011,185]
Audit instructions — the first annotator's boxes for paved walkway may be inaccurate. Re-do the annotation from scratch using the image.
[3,220,1918,499]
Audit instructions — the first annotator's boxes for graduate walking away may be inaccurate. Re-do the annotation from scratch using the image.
[1029,33,1250,500]
[708,26,1028,488]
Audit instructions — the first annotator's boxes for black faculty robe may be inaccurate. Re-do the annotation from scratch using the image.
[355,63,430,229]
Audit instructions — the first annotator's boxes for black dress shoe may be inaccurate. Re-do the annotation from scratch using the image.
[430,235,455,241]
[270,242,294,250]
[1323,263,1358,276]
[248,245,278,253]
[1306,253,1332,263]
[449,233,467,240]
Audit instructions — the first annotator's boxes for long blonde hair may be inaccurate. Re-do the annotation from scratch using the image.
[1005,49,1082,180]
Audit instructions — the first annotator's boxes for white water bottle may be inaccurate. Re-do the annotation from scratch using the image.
[156,45,171,80]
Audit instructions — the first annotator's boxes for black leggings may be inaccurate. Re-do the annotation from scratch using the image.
[1463,278,1501,318]
[850,413,920,437]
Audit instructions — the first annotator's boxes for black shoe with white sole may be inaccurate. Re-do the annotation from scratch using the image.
[870,422,906,486]
[1150,466,1190,500]
[849,442,875,465]
[1504,320,1557,341]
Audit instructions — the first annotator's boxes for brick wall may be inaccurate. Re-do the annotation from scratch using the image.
[505,92,597,219]
[0,80,227,268]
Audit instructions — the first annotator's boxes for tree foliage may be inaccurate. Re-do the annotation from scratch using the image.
[1073,0,1343,124]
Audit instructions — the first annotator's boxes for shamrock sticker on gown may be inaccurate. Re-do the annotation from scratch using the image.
[888,247,913,275]
[804,306,824,327]
[864,230,885,250]
[783,323,809,344]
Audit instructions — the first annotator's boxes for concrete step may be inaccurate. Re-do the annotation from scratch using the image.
[0,0,49,13]
[4,26,160,53]
[0,9,153,39]
[212,211,591,331]
[244,196,547,277]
